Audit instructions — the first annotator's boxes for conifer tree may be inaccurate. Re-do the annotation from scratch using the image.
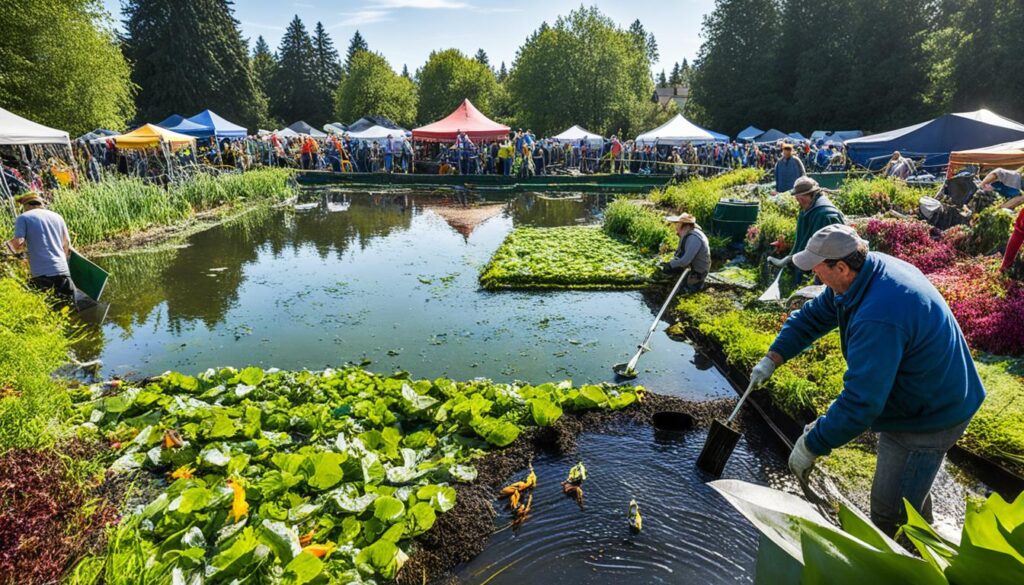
[669,62,680,85]
[272,15,320,124]
[344,30,369,72]
[401,64,411,79]
[123,0,268,128]
[252,36,277,100]
[474,48,490,67]
[657,70,668,88]
[497,61,508,82]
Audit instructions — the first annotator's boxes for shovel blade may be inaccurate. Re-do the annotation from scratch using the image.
[757,282,781,302]
[696,419,741,477]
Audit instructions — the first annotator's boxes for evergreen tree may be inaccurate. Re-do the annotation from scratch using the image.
[628,19,659,64]
[497,61,508,82]
[123,0,268,129]
[669,62,681,85]
[0,0,134,134]
[679,58,691,84]
[688,0,783,134]
[657,70,668,88]
[335,51,417,127]
[344,30,369,72]
[252,36,277,105]
[272,16,320,125]
[474,48,490,67]
[311,22,342,123]
[401,64,411,79]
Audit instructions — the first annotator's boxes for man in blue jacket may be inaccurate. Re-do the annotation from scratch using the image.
[774,143,806,192]
[748,224,985,535]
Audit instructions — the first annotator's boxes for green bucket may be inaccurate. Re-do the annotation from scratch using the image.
[712,199,760,242]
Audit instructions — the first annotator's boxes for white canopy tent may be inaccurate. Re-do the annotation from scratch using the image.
[273,128,301,139]
[551,125,604,146]
[324,123,347,135]
[0,107,71,146]
[346,125,409,144]
[635,114,716,146]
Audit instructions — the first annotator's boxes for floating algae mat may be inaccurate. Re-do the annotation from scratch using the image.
[480,226,659,290]
[71,366,646,583]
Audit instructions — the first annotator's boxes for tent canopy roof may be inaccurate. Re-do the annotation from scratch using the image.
[347,115,402,133]
[737,125,764,141]
[551,125,604,143]
[810,130,864,143]
[346,125,409,141]
[286,121,326,137]
[0,107,70,146]
[635,114,716,145]
[412,99,510,142]
[157,114,187,128]
[949,138,1024,172]
[324,123,347,134]
[699,125,730,143]
[112,124,196,150]
[187,110,248,139]
[846,109,1024,168]
[754,128,788,143]
[162,118,212,137]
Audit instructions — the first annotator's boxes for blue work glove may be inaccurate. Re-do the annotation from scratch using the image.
[749,356,777,388]
[789,421,819,484]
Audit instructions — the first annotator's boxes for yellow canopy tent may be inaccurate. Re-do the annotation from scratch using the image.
[949,138,1024,173]
[112,123,195,150]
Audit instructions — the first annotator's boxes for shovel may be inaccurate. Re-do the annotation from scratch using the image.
[757,267,785,302]
[613,268,690,380]
[695,378,758,476]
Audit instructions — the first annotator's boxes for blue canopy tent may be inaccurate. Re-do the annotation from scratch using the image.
[754,128,788,143]
[162,118,213,137]
[737,125,763,142]
[157,114,187,128]
[811,130,864,144]
[187,110,248,139]
[788,132,808,142]
[845,109,1024,170]
[699,126,730,143]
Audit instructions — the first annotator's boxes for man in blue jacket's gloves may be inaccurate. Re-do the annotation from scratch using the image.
[748,224,985,535]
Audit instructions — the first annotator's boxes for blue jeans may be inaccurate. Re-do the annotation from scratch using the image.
[870,419,969,535]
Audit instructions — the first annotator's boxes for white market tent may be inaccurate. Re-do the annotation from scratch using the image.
[551,125,604,146]
[635,114,716,146]
[274,128,301,139]
[324,123,347,135]
[0,106,71,146]
[346,125,409,144]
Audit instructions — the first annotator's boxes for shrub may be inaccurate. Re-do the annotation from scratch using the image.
[830,177,926,216]
[650,168,764,225]
[966,207,1014,255]
[0,277,73,450]
[862,217,959,274]
[602,198,674,253]
[746,206,797,259]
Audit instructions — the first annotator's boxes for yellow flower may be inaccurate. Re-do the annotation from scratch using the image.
[170,464,194,480]
[227,479,249,521]
[302,542,336,558]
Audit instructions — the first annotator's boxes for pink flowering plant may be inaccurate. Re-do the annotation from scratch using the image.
[928,259,1024,356]
[862,217,959,274]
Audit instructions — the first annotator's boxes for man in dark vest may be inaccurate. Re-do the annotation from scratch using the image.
[660,213,710,293]
[769,176,846,284]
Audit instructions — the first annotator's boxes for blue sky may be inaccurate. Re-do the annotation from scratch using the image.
[100,0,713,76]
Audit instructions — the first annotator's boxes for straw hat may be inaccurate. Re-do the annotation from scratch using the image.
[15,192,44,206]
[665,212,697,226]
[791,176,821,197]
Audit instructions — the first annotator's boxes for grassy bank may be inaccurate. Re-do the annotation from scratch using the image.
[480,226,659,290]
[672,288,1024,475]
[49,168,296,247]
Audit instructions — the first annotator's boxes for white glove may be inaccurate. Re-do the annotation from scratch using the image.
[980,183,993,192]
[768,255,792,268]
[789,431,818,484]
[749,356,777,388]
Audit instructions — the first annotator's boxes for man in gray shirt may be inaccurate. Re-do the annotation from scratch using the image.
[7,192,75,300]
[660,213,710,292]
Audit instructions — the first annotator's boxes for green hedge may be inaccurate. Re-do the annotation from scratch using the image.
[649,168,765,225]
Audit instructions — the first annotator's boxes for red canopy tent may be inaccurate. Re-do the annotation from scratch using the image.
[412,99,510,143]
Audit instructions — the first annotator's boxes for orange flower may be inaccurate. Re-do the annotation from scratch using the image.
[227,479,249,521]
[302,542,336,558]
[170,464,194,480]
[299,530,316,547]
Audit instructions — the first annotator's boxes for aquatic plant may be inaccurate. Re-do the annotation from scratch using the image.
[829,177,926,216]
[602,198,675,253]
[481,226,659,290]
[712,479,1024,585]
[650,168,765,226]
[70,367,644,583]
[51,168,296,246]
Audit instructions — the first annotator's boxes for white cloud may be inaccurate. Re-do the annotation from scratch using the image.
[371,0,467,8]
[330,10,393,27]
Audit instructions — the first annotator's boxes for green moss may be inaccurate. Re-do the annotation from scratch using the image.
[0,277,74,449]
[820,444,877,494]
[963,358,1024,471]
[480,226,658,290]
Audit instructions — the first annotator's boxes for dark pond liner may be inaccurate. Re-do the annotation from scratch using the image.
[395,393,738,585]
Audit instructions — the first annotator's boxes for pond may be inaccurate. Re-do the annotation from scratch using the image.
[71,188,971,583]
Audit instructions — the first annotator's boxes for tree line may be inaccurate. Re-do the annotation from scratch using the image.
[686,0,1024,137]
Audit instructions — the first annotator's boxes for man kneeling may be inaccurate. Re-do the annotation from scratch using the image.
[660,213,710,293]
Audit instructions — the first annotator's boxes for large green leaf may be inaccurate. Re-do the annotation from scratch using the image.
[284,551,324,585]
[900,500,956,573]
[946,501,1024,585]
[529,398,563,427]
[373,495,406,523]
[417,484,457,512]
[209,527,262,580]
[405,502,437,537]
[306,452,346,490]
[573,385,608,409]
[470,416,521,447]
[401,383,438,411]
[799,520,945,585]
[355,538,408,580]
[259,519,302,563]
[238,366,265,386]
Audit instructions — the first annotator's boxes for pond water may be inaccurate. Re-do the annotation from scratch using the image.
[71,188,973,583]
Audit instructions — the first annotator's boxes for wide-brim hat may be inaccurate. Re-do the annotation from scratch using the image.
[665,212,697,226]
[791,176,821,197]
[793,224,868,271]
[15,192,44,206]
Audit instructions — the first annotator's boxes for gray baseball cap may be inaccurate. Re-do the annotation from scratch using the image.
[793,224,868,271]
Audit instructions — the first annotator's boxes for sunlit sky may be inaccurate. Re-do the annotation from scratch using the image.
[100,0,713,76]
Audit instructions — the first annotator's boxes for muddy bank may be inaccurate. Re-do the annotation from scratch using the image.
[396,393,739,585]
